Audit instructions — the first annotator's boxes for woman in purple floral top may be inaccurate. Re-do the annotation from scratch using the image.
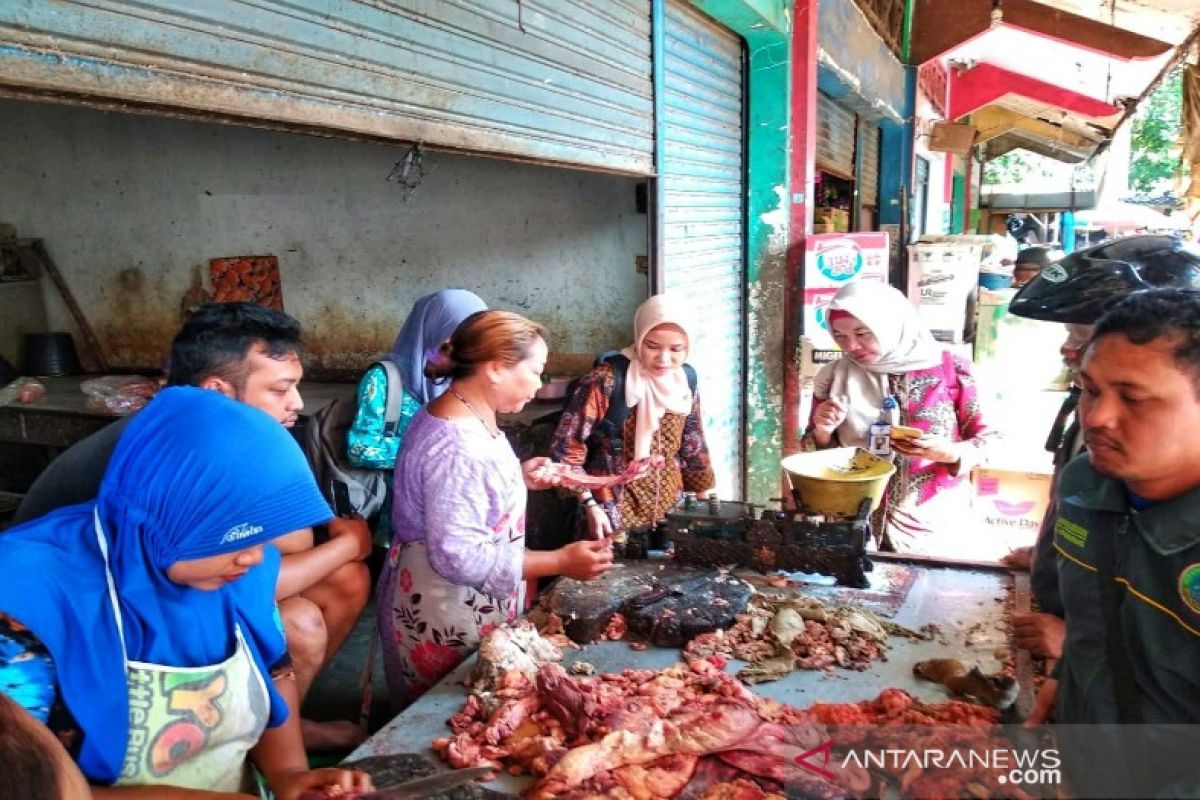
[379,311,613,710]
[805,281,998,555]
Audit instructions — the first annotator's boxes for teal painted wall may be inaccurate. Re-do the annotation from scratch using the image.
[688,0,790,504]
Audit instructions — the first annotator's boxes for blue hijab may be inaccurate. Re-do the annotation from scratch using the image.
[0,387,333,784]
[387,289,486,404]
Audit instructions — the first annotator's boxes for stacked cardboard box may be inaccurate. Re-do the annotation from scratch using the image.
[815,207,850,233]
[972,463,1053,556]
[906,242,982,343]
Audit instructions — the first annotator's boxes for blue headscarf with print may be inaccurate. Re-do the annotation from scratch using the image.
[0,387,333,784]
[387,289,487,404]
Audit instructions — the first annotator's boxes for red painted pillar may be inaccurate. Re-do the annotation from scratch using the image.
[784,0,820,456]
[944,153,955,206]
[963,158,974,233]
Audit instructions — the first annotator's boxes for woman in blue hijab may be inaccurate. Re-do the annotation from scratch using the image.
[0,387,372,799]
[347,289,487,470]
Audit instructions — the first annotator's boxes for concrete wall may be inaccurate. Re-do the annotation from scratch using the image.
[816,0,906,123]
[0,100,647,374]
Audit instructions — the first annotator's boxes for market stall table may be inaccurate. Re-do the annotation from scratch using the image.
[348,560,1018,796]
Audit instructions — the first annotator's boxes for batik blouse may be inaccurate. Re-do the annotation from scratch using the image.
[551,363,714,531]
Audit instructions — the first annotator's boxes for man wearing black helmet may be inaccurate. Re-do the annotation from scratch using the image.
[1023,287,1200,796]
[1005,235,1200,663]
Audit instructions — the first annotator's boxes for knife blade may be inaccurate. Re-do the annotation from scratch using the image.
[358,766,495,799]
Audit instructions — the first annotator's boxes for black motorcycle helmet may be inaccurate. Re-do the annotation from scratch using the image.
[1008,235,1200,323]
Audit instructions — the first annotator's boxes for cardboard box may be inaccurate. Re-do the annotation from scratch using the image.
[907,242,981,343]
[972,466,1052,549]
[797,336,844,431]
[804,233,890,291]
[918,234,1018,273]
[802,288,841,349]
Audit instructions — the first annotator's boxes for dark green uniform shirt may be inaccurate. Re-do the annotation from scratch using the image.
[1052,454,1200,796]
[1054,452,1200,725]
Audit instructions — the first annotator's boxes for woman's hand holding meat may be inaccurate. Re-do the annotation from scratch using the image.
[276,767,373,800]
[556,539,613,581]
[522,457,565,491]
[890,434,962,465]
[812,394,848,447]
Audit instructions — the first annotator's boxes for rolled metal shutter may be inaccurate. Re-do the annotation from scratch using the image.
[816,93,856,179]
[658,0,744,498]
[859,120,880,207]
[0,0,654,175]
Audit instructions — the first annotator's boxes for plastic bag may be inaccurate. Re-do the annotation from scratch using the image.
[0,377,46,406]
[80,375,160,415]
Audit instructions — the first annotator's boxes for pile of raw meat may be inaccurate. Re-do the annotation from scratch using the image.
[434,653,1012,799]
[683,595,894,682]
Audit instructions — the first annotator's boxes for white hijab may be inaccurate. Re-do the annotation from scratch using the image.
[815,281,944,447]
[620,293,695,459]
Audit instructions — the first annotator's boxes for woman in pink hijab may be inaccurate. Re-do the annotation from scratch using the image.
[552,294,715,538]
[804,280,997,555]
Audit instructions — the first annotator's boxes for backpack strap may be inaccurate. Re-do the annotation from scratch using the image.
[590,354,698,454]
[593,353,630,454]
[374,360,404,437]
[683,363,698,395]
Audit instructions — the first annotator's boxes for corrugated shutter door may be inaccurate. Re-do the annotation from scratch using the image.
[816,93,856,179]
[0,1,654,175]
[860,121,880,207]
[660,0,744,498]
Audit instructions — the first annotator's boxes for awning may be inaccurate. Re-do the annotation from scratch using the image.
[912,0,1198,164]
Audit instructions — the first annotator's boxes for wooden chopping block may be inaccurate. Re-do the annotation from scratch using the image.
[545,562,753,647]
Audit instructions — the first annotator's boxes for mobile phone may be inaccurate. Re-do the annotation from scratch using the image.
[331,480,354,519]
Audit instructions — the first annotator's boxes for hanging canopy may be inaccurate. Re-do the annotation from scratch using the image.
[1073,202,1192,232]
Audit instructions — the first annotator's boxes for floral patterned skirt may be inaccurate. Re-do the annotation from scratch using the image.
[377,541,522,712]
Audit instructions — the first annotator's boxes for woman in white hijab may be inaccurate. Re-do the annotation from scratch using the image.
[552,294,715,538]
[807,281,997,555]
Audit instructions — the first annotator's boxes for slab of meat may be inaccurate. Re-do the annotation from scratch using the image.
[696,779,787,800]
[532,455,666,490]
[434,658,1017,800]
[678,759,786,800]
[528,702,763,799]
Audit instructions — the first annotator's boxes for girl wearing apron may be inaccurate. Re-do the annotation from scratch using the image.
[0,388,372,798]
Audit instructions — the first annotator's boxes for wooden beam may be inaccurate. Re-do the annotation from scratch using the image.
[971,105,1096,149]
[910,0,1172,65]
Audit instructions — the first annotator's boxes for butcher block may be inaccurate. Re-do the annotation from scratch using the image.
[544,561,754,646]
